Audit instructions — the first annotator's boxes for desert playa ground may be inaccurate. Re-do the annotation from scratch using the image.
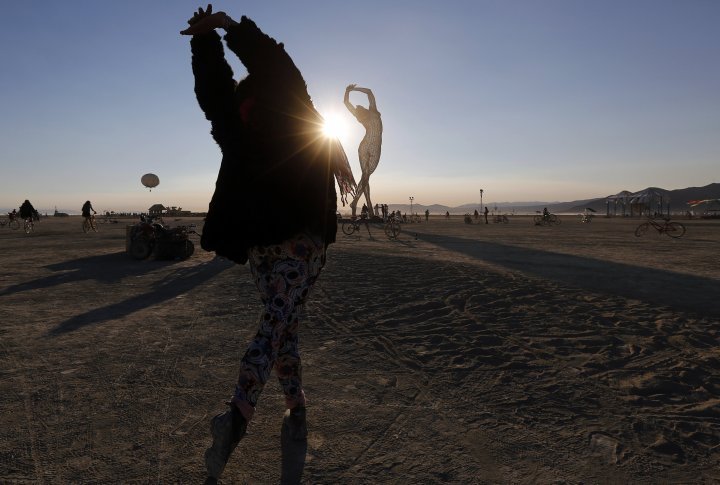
[1,214,719,483]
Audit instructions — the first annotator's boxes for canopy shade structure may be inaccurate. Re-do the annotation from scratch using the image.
[605,190,633,216]
[606,188,670,217]
[148,204,166,215]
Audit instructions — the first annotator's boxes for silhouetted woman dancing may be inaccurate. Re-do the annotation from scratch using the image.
[181,5,355,483]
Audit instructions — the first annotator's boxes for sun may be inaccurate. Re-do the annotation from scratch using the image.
[321,113,348,139]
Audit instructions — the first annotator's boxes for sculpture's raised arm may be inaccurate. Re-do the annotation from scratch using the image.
[344,84,358,117]
[354,87,378,112]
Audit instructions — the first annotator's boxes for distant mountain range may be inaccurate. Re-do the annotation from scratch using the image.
[379,183,720,215]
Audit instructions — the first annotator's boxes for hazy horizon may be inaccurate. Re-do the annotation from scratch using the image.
[4,181,714,216]
[2,1,718,213]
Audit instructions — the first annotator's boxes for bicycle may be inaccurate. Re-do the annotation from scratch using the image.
[341,216,371,237]
[384,216,401,239]
[533,212,561,226]
[493,214,509,224]
[580,208,596,223]
[128,219,197,260]
[98,214,118,224]
[23,218,34,234]
[82,214,98,233]
[634,217,685,238]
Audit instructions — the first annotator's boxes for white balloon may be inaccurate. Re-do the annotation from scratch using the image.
[141,173,159,191]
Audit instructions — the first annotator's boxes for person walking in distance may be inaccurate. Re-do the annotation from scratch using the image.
[181,5,355,483]
[344,84,382,217]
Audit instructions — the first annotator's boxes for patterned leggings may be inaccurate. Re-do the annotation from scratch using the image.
[231,233,325,422]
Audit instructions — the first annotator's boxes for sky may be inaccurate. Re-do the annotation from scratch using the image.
[1,0,718,214]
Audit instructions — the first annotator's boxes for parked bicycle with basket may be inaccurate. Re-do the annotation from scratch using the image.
[127,215,196,260]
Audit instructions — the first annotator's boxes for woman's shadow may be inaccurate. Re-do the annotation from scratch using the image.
[1,251,159,297]
[31,253,235,336]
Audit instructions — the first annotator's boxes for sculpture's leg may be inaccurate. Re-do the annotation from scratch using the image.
[358,145,380,218]
[362,176,373,216]
[351,175,367,217]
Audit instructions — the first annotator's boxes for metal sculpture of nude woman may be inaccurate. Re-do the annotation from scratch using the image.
[345,84,382,217]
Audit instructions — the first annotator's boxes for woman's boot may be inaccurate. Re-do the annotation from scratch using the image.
[204,404,247,483]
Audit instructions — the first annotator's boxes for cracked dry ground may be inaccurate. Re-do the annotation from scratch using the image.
[1,217,719,483]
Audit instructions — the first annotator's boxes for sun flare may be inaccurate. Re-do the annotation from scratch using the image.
[321,113,348,139]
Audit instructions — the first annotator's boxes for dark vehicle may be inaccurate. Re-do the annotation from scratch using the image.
[128,215,196,260]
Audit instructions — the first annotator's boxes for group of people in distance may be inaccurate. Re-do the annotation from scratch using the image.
[366,204,407,223]
[7,200,39,223]
[6,200,98,233]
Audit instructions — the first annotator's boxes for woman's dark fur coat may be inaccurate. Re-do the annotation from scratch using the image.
[190,17,340,264]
